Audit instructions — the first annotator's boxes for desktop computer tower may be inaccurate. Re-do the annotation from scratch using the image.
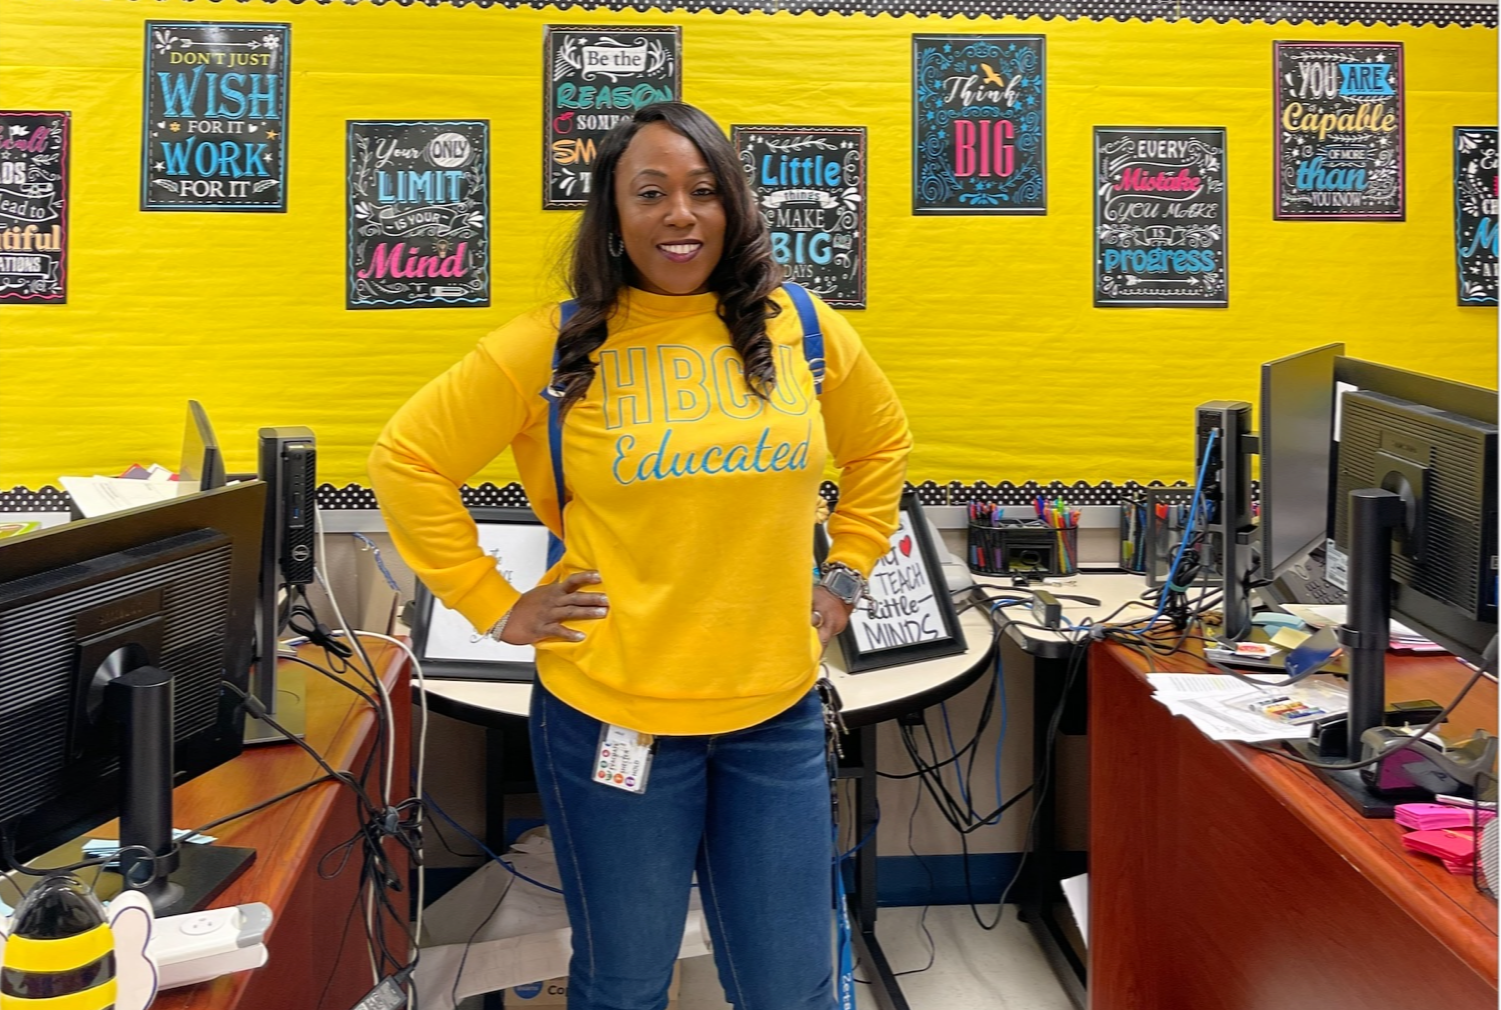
[1196,401,1257,641]
[258,427,316,587]
[249,426,316,744]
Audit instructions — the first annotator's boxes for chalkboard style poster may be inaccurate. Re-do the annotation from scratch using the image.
[820,492,965,673]
[1274,41,1404,220]
[912,34,1045,215]
[732,125,867,309]
[0,111,68,304]
[347,120,489,310]
[141,22,290,212]
[1455,127,1497,307]
[1095,127,1228,308]
[543,26,681,209]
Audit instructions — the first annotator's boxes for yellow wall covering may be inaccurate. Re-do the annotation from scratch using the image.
[1,0,1494,489]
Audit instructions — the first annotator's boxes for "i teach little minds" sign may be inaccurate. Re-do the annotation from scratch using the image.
[845,508,947,655]
[141,22,289,212]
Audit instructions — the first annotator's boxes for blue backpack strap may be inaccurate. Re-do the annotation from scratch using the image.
[541,300,579,569]
[782,281,825,396]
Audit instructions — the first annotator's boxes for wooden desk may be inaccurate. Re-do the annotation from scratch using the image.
[1090,641,1498,1010]
[154,642,411,1009]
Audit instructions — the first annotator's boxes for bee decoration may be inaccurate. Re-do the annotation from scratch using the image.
[0,874,158,1010]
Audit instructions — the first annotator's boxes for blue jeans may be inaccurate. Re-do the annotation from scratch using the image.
[529,679,838,1010]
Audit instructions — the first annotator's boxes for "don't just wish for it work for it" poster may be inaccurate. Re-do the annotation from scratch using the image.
[141,21,289,212]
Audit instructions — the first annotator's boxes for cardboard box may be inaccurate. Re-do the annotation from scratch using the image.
[504,963,681,1006]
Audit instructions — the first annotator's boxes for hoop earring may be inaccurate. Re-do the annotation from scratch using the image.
[608,233,625,258]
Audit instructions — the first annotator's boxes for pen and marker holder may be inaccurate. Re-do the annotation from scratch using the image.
[967,521,1078,579]
[1120,488,1219,587]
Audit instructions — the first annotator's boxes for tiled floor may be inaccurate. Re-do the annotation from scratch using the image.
[678,905,1075,1010]
[457,904,1074,1009]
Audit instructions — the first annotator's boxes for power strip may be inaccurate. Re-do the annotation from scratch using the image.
[147,902,273,990]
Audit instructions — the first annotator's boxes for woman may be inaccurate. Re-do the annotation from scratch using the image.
[369,102,910,1010]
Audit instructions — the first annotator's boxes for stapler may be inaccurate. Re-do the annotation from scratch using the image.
[1358,727,1499,801]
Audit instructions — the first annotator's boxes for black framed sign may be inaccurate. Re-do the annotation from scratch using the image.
[1273,41,1404,220]
[1454,126,1497,307]
[141,21,290,212]
[820,492,966,673]
[912,34,1046,215]
[543,25,681,209]
[347,119,490,309]
[1094,127,1227,308]
[732,124,867,309]
[0,111,68,304]
[410,508,552,681]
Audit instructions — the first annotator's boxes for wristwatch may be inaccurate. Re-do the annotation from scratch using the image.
[817,562,868,607]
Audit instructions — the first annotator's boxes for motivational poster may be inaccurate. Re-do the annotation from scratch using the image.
[1455,127,1497,306]
[347,120,490,309]
[912,34,1046,214]
[543,25,681,209]
[141,21,290,212]
[0,111,68,304]
[733,125,867,309]
[1095,127,1228,308]
[1274,41,1404,220]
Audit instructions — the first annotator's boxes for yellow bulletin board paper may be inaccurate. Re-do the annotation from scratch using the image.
[0,1,1494,490]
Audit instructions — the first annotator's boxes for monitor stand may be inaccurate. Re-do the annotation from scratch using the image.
[244,657,306,745]
[11,669,256,918]
[1284,488,1407,821]
[9,839,255,920]
[245,590,306,745]
[112,668,256,915]
[1284,739,1398,818]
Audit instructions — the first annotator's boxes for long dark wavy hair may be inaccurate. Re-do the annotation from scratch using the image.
[552,102,784,415]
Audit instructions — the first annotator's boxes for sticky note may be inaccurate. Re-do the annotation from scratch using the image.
[1271,626,1313,651]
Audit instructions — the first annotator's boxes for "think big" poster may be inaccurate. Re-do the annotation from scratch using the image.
[912,34,1046,215]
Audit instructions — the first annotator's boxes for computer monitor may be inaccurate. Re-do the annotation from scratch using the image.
[1332,387,1497,666]
[0,481,266,913]
[1325,359,1497,612]
[1294,373,1498,817]
[1259,343,1344,580]
[178,399,226,495]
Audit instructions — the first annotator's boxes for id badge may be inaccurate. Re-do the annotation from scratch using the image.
[594,724,654,794]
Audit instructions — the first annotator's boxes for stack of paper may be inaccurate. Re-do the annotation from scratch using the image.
[1280,604,1443,652]
[1145,673,1348,743]
[60,463,178,518]
[1394,802,1496,831]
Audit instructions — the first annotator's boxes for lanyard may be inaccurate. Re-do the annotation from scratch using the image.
[818,676,854,1009]
[833,822,856,1010]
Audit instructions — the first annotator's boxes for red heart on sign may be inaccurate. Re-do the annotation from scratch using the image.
[899,536,912,556]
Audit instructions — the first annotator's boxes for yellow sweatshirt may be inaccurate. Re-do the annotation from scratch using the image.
[368,286,912,734]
